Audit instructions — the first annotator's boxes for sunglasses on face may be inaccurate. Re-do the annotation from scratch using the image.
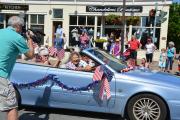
[43,55,49,57]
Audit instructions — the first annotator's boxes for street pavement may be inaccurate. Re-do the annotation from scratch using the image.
[0,106,123,120]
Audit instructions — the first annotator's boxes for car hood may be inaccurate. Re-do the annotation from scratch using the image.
[116,68,180,88]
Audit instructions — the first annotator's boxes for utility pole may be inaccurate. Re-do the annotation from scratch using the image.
[121,0,126,55]
[152,0,158,43]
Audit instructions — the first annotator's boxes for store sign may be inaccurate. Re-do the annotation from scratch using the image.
[86,6,142,13]
[0,4,29,11]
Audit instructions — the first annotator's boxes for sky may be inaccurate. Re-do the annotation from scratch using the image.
[173,0,180,3]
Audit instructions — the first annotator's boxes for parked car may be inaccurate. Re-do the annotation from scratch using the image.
[10,48,180,120]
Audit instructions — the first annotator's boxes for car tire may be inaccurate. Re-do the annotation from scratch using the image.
[127,93,167,120]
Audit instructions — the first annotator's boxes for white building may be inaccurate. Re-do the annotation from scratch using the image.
[0,0,173,60]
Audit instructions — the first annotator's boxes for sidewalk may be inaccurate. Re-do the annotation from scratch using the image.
[137,59,179,75]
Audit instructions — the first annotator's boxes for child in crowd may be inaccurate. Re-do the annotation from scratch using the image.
[112,38,121,59]
[159,48,167,72]
[140,58,149,68]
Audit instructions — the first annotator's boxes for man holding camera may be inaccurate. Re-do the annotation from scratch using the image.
[0,16,34,120]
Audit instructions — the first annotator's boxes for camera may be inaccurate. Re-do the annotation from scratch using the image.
[21,27,46,44]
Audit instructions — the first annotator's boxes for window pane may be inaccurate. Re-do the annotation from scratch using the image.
[0,14,4,23]
[97,16,101,26]
[78,16,86,25]
[53,9,63,18]
[87,16,95,25]
[38,15,44,24]
[70,16,77,25]
[31,15,37,24]
[30,25,44,45]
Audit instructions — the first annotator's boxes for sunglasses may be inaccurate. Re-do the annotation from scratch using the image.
[43,55,49,57]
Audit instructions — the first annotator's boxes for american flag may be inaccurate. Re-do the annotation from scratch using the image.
[93,66,111,100]
[93,66,103,81]
[48,47,57,56]
[57,49,65,60]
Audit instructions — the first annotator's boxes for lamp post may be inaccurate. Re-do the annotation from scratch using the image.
[121,0,126,55]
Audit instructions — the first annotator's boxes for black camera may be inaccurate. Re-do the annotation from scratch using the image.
[21,27,45,44]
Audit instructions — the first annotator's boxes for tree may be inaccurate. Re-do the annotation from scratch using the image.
[168,3,180,52]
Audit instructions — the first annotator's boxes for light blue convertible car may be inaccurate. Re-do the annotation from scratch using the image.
[10,48,180,120]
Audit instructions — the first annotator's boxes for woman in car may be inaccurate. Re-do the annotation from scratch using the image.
[38,46,61,67]
[66,52,92,71]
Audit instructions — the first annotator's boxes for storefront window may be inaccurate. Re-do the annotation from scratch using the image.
[31,15,37,24]
[30,14,45,45]
[53,9,63,18]
[87,16,95,25]
[0,14,4,29]
[70,16,77,25]
[97,16,101,26]
[78,16,86,25]
[38,15,44,24]
[69,15,96,46]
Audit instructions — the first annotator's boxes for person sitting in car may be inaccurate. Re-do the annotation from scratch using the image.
[79,53,95,68]
[65,52,92,71]
[38,46,61,67]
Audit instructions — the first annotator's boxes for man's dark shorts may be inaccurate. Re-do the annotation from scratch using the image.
[130,50,137,60]
[0,77,18,111]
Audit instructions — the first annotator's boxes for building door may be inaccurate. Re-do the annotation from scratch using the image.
[52,21,63,46]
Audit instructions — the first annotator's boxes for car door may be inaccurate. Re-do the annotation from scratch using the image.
[10,62,49,106]
[46,66,115,109]
[46,67,93,106]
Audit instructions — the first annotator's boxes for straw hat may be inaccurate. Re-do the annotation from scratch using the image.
[38,46,49,56]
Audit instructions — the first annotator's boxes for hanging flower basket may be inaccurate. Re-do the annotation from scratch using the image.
[94,39,107,49]
[94,39,107,43]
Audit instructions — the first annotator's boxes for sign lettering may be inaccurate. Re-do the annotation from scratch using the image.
[0,4,29,11]
[86,6,143,13]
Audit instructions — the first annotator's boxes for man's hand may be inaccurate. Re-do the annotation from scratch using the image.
[24,34,34,59]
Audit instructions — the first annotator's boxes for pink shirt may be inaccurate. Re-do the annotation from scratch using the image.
[80,34,89,44]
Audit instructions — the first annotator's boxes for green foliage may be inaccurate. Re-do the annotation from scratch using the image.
[168,3,180,52]
[126,16,140,26]
[105,14,119,22]
[105,14,140,26]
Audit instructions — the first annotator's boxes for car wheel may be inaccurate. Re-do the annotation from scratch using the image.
[127,94,167,120]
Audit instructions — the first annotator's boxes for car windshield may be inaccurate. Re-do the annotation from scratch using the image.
[88,49,127,72]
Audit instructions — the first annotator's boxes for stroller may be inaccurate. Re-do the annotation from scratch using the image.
[122,48,131,61]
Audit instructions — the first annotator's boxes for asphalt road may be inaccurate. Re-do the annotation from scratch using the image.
[0,106,124,120]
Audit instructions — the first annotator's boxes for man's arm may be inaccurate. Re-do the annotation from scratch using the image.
[24,37,34,59]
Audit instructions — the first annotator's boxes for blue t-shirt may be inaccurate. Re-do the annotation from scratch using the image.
[0,26,29,78]
[167,47,175,57]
